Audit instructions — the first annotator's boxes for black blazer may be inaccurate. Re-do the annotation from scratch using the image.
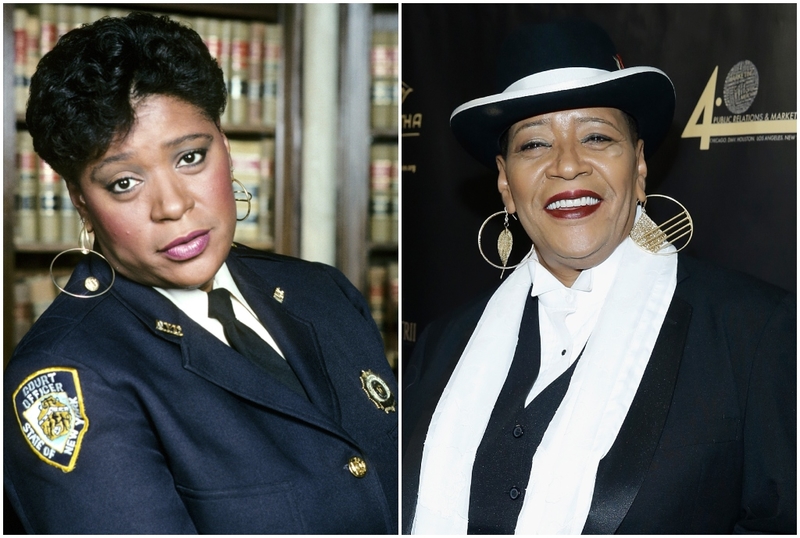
[402,254,795,534]
[5,244,398,534]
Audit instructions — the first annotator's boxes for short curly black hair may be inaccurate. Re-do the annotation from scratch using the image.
[26,12,227,185]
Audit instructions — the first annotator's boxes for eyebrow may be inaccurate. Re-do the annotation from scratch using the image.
[510,119,550,140]
[90,133,214,181]
[576,116,624,134]
[511,115,624,140]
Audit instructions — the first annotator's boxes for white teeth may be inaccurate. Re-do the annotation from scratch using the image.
[546,196,600,210]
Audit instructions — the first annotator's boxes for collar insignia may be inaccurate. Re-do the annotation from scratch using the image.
[359,370,396,413]
[13,368,89,473]
[155,320,183,337]
[273,287,285,303]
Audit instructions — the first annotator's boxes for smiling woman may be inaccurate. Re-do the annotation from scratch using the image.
[402,16,795,535]
[5,12,397,534]
[497,108,646,286]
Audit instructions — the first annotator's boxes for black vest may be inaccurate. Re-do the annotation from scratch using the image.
[468,295,584,534]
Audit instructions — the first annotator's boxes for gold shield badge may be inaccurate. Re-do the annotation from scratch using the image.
[359,370,396,413]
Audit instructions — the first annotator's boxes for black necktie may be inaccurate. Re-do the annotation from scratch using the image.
[207,287,308,399]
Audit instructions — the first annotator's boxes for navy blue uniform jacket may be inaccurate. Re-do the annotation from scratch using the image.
[5,244,398,534]
[403,255,795,534]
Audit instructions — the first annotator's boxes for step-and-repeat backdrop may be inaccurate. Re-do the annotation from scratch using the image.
[401,4,796,367]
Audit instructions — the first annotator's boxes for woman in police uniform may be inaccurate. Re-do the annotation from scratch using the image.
[5,12,397,533]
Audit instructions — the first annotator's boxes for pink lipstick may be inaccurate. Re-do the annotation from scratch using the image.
[544,189,602,220]
[161,230,210,261]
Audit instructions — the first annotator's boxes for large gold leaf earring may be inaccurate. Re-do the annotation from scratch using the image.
[50,221,116,298]
[630,194,693,254]
[477,207,533,278]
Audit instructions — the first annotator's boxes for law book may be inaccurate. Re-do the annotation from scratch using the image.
[13,9,27,117]
[16,131,38,245]
[60,183,80,245]
[247,22,266,126]
[262,24,283,128]
[38,4,57,58]
[192,17,208,54]
[202,17,223,65]
[24,11,40,79]
[370,30,393,131]
[219,19,233,126]
[169,13,193,31]
[37,157,60,245]
[369,144,393,244]
[87,6,108,24]
[229,21,250,126]
[70,5,90,30]
[229,139,263,244]
[55,4,72,41]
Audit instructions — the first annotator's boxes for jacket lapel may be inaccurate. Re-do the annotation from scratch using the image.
[108,261,352,444]
[582,263,692,534]
[225,252,341,422]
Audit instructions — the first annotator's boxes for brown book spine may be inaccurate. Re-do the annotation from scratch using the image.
[219,20,233,126]
[16,131,38,244]
[262,24,283,128]
[38,4,58,57]
[37,157,60,244]
[14,9,28,116]
[229,21,250,126]
[247,22,266,126]
[370,30,393,130]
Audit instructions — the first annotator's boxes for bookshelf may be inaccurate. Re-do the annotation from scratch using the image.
[3,4,398,370]
[337,5,398,369]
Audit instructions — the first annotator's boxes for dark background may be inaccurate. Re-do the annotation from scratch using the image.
[401,4,797,368]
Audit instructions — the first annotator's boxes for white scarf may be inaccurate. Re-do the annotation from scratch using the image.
[411,236,677,534]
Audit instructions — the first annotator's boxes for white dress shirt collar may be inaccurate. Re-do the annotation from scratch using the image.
[154,263,284,356]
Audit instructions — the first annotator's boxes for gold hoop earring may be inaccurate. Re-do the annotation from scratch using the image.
[232,178,252,221]
[477,208,533,279]
[630,194,693,254]
[50,222,116,298]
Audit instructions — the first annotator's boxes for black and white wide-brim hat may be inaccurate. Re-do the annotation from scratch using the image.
[450,18,676,168]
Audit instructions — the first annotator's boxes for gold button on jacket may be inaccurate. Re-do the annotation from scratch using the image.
[348,456,367,478]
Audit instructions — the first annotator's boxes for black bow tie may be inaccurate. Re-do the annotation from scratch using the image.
[207,287,308,399]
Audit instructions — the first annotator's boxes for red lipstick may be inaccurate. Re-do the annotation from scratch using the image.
[544,189,602,220]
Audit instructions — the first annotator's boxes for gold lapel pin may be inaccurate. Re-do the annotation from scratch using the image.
[155,320,183,337]
[273,287,285,303]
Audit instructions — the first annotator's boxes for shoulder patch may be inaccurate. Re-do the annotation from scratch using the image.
[13,368,89,473]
